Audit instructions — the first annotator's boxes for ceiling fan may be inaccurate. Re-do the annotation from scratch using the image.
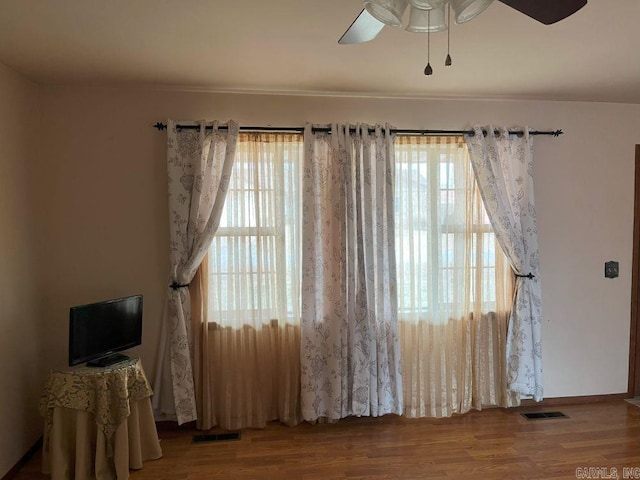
[339,0,588,45]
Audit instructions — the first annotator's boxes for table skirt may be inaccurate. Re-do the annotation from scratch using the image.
[42,397,162,480]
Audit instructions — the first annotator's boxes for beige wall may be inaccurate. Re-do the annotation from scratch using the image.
[0,63,42,476]
[35,86,640,403]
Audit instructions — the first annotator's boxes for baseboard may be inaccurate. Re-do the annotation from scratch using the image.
[518,392,629,408]
[1,437,42,480]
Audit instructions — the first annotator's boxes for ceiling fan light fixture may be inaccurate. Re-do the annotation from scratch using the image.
[406,5,447,33]
[450,0,494,24]
[364,0,409,27]
[408,0,445,9]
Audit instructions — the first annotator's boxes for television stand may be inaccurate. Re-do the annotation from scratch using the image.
[87,352,130,367]
[40,357,162,478]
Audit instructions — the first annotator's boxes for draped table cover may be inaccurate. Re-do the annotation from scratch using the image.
[40,358,162,479]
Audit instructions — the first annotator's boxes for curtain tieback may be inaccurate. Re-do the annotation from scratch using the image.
[515,272,535,279]
[169,282,190,290]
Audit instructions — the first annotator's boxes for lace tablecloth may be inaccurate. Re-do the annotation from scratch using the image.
[40,357,154,452]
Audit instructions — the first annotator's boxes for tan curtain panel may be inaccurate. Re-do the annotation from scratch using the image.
[196,133,303,430]
[394,136,518,417]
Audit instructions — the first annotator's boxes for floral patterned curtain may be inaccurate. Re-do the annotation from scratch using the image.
[465,126,543,401]
[300,123,403,422]
[153,119,239,424]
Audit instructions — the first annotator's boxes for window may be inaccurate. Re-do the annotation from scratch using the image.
[207,133,303,327]
[207,133,508,327]
[394,135,510,323]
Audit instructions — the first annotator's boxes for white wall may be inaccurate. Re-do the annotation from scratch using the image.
[36,86,640,400]
[0,63,42,477]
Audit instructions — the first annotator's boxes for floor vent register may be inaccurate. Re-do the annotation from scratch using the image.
[521,411,569,420]
[193,432,241,443]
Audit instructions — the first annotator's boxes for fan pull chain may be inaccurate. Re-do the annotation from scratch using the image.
[424,10,433,76]
[445,2,452,67]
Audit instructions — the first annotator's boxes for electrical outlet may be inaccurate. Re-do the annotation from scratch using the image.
[605,261,619,279]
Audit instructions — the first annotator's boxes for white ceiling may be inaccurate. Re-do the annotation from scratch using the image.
[0,0,639,103]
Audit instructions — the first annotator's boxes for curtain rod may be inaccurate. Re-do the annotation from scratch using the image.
[152,123,563,137]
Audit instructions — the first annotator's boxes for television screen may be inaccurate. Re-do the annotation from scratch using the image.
[68,295,143,367]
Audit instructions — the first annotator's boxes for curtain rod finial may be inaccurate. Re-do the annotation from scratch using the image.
[154,122,167,131]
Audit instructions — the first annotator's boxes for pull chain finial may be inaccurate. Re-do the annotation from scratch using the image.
[424,10,433,76]
[445,3,452,67]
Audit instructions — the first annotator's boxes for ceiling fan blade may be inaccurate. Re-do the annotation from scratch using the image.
[498,0,587,25]
[338,9,385,45]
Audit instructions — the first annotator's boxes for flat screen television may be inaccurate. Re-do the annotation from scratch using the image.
[68,294,143,367]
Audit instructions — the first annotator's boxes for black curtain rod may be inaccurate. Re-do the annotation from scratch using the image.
[153,122,563,137]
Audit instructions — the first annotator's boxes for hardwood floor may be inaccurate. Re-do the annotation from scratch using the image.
[15,400,640,480]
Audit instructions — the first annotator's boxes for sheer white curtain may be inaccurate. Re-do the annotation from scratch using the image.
[465,126,543,401]
[153,119,238,425]
[300,124,403,422]
[395,136,518,417]
[201,133,303,429]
